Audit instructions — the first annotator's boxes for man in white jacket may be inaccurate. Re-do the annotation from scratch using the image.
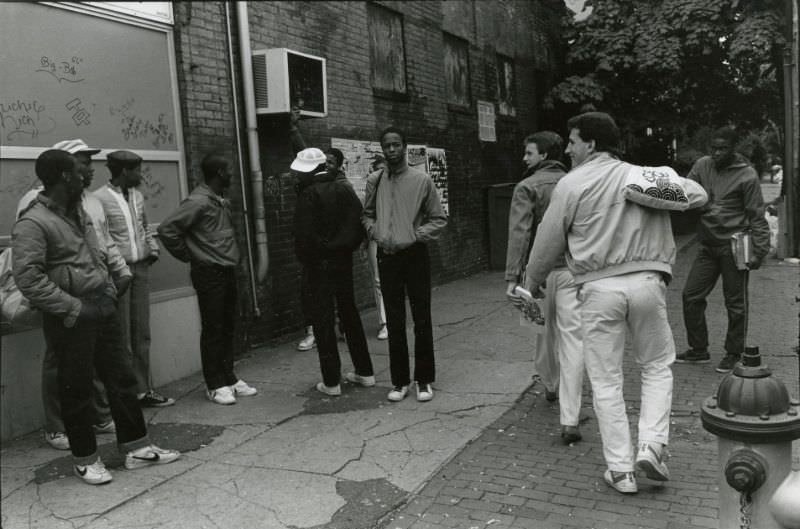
[525,112,708,494]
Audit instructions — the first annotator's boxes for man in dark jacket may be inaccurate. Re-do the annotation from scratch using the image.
[505,131,584,445]
[678,127,770,373]
[292,148,374,396]
[12,149,180,485]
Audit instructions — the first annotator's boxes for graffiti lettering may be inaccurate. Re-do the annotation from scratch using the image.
[36,55,85,83]
[65,97,91,126]
[0,99,56,141]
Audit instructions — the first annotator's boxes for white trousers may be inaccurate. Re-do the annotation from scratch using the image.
[580,271,675,472]
[532,270,584,427]
[367,241,386,326]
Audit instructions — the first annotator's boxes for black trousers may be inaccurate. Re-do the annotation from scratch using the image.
[309,254,373,387]
[682,243,748,356]
[378,243,435,387]
[42,310,149,461]
[191,263,239,390]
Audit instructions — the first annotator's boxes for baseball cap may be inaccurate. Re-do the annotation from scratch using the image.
[51,139,101,155]
[290,147,327,173]
[106,150,143,168]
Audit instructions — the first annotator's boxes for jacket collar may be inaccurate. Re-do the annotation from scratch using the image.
[194,183,227,206]
[533,159,567,173]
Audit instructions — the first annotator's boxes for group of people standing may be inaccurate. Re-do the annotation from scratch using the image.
[505,112,768,494]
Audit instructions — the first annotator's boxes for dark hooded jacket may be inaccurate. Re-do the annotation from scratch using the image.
[293,169,364,265]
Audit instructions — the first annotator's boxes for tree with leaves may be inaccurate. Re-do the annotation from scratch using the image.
[544,0,787,161]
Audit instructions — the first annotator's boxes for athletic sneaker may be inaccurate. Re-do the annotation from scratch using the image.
[716,353,741,373]
[231,379,258,396]
[344,372,376,387]
[207,386,236,405]
[561,425,582,445]
[45,431,70,450]
[604,469,638,494]
[74,458,112,485]
[635,442,670,481]
[387,385,409,402]
[416,382,434,402]
[315,382,342,396]
[124,444,181,470]
[138,390,176,407]
[297,327,316,351]
[675,348,711,364]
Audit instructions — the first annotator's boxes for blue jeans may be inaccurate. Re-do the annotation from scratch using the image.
[117,261,152,394]
[682,243,747,356]
[42,311,149,463]
[190,263,238,391]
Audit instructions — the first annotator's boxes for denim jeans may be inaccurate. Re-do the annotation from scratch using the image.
[378,242,435,387]
[580,271,675,472]
[42,311,149,463]
[309,254,373,387]
[117,261,152,394]
[682,243,747,356]
[190,262,239,391]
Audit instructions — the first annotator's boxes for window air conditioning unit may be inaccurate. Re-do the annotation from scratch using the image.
[252,48,327,117]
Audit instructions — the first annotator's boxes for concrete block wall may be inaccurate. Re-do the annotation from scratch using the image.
[173,1,562,345]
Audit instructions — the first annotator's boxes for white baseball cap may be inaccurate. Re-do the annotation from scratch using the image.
[51,139,101,155]
[290,147,327,173]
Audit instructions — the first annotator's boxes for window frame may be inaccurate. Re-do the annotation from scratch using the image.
[367,3,408,97]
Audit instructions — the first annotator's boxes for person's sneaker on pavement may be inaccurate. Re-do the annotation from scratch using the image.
[560,425,582,444]
[93,420,116,434]
[377,325,388,340]
[45,431,70,450]
[344,372,376,387]
[124,444,181,470]
[315,382,342,396]
[387,385,409,402]
[297,326,316,351]
[604,469,638,494]
[716,353,741,373]
[231,379,258,397]
[207,385,236,405]
[675,348,711,364]
[545,388,558,402]
[416,382,434,402]
[138,389,176,408]
[635,442,670,481]
[74,457,112,485]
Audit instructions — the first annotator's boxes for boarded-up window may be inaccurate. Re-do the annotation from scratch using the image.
[497,54,516,117]
[443,33,470,107]
[368,3,406,94]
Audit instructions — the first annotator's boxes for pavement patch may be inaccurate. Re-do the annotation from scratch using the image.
[33,422,224,484]
[293,478,407,529]
[301,384,392,415]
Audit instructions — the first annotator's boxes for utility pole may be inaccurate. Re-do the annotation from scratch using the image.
[783,0,799,257]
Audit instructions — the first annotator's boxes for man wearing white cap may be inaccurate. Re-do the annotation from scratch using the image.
[16,139,129,450]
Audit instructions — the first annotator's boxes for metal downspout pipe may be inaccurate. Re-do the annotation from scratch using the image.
[236,2,269,286]
[224,1,260,317]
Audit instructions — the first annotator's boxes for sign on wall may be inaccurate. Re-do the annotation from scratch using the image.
[330,138,449,215]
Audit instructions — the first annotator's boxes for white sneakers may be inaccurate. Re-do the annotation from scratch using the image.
[344,372,376,387]
[74,445,181,485]
[387,385,409,401]
[635,442,670,481]
[377,325,388,340]
[297,327,316,351]
[387,382,434,402]
[231,379,258,397]
[74,458,113,485]
[604,469,638,494]
[45,431,70,450]
[315,382,342,396]
[208,380,258,405]
[124,444,181,470]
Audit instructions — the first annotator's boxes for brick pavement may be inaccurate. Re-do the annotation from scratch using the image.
[378,235,800,529]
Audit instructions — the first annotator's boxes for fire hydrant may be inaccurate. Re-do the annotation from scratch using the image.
[701,346,800,529]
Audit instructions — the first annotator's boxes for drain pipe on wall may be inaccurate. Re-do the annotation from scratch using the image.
[236,2,269,285]
[224,1,260,317]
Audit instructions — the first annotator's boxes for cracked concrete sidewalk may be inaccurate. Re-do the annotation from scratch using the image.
[1,269,540,529]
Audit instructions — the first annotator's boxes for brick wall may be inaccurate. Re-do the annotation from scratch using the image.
[173,1,562,345]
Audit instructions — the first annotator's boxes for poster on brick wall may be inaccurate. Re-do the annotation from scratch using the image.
[426,148,449,216]
[330,138,383,202]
